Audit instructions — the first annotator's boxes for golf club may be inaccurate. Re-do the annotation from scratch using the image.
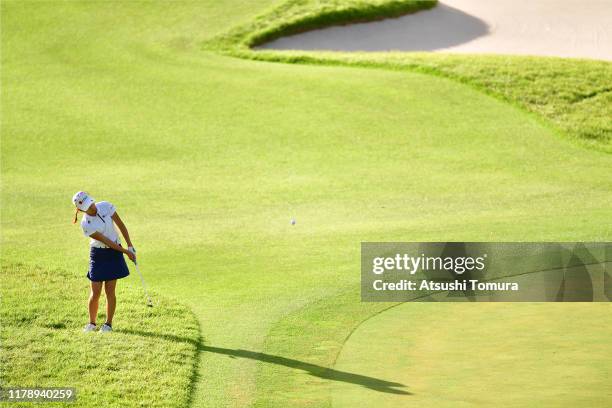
[133,260,153,307]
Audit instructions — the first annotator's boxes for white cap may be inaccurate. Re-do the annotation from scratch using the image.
[72,191,95,211]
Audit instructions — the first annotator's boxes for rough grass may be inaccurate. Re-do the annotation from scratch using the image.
[205,0,612,152]
[0,262,200,408]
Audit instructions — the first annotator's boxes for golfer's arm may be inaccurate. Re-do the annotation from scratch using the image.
[89,231,129,254]
[111,212,133,247]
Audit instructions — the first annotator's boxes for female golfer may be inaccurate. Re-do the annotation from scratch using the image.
[72,191,136,333]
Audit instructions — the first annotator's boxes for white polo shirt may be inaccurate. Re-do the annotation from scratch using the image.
[81,201,121,248]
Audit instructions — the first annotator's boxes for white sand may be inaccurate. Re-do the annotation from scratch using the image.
[257,0,612,61]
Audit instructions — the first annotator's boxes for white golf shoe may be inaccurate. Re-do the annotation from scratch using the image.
[99,323,113,333]
[83,323,97,333]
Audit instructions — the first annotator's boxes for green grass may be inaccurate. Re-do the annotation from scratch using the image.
[333,303,612,407]
[206,0,437,49]
[253,290,395,407]
[1,1,611,407]
[0,263,199,408]
[205,0,612,152]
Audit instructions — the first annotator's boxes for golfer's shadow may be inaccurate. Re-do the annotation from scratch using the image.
[202,345,411,395]
[121,329,410,395]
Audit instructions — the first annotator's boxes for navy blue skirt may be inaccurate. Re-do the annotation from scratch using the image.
[87,247,130,282]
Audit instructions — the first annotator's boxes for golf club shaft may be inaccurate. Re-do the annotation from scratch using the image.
[134,261,153,305]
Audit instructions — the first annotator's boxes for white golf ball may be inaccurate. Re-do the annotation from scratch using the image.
[291,218,296,225]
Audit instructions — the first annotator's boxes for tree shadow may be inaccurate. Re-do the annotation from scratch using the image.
[121,328,411,396]
[256,3,489,52]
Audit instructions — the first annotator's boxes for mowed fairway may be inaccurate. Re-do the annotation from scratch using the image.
[1,1,611,408]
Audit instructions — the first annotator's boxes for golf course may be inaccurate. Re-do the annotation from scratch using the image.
[1,1,611,407]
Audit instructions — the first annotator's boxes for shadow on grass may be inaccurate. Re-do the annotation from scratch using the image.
[202,345,411,395]
[119,327,204,407]
[256,3,489,52]
[121,328,411,396]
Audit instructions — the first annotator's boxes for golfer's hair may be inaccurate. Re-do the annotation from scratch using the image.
[73,208,79,224]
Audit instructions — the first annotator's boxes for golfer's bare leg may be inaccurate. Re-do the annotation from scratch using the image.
[104,280,117,325]
[89,281,103,324]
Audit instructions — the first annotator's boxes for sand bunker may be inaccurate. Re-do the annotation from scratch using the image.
[257,0,612,61]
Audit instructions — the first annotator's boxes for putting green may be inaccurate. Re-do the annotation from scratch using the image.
[2,1,611,407]
[332,302,612,407]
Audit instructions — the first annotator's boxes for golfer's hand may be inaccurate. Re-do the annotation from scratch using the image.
[126,250,136,263]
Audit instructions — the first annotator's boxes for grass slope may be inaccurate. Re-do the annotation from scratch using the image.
[1,263,200,408]
[1,1,611,408]
[208,0,437,48]
[205,0,612,152]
